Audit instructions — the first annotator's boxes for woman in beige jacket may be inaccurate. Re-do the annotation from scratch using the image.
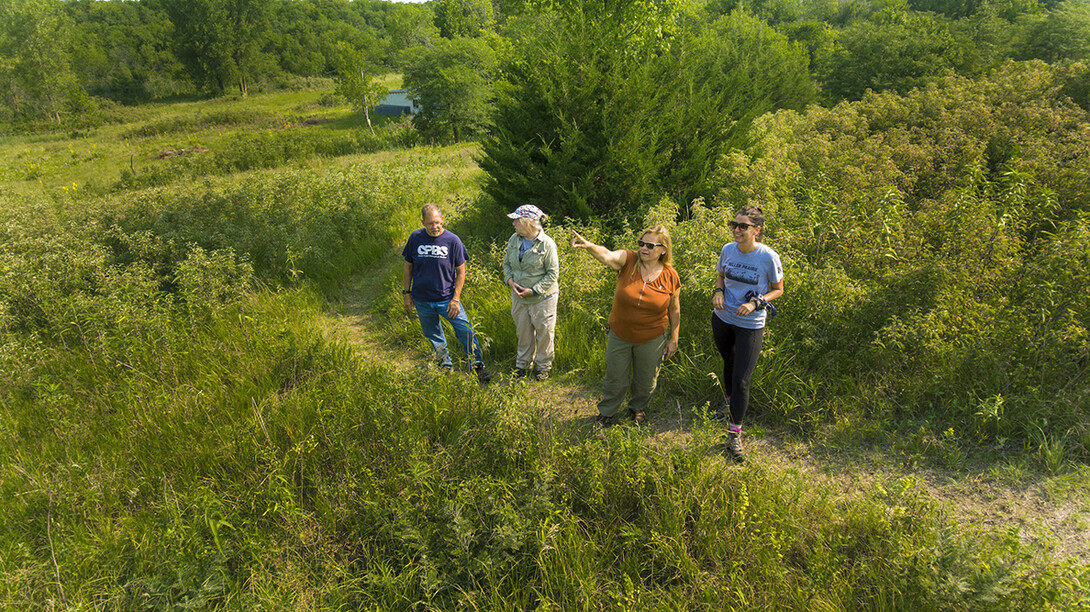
[503,205,560,380]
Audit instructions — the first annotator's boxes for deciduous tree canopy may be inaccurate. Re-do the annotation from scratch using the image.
[0,0,78,122]
[403,36,497,144]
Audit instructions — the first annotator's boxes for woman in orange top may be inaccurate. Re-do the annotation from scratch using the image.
[571,225,681,425]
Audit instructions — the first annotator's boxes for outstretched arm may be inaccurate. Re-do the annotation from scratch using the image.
[571,230,627,271]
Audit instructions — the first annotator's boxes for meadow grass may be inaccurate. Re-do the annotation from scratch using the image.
[0,85,412,197]
[1,89,1088,609]
[3,283,1085,607]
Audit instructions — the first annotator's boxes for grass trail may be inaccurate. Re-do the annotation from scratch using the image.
[323,245,1090,565]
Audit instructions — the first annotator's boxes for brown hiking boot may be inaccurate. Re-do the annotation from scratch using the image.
[725,432,744,463]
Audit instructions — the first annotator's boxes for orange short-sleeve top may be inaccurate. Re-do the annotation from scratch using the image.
[607,250,681,343]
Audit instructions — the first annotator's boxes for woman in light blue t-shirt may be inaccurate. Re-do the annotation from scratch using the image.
[711,206,784,462]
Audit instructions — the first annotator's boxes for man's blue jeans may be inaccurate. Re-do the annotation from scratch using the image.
[413,298,484,368]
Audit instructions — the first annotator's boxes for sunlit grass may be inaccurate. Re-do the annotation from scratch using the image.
[0,85,409,195]
[1,85,1088,609]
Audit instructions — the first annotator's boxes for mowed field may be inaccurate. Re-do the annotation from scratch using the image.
[1,87,1088,609]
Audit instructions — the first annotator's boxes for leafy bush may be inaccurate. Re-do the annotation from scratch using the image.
[707,61,1090,449]
[403,37,497,144]
[818,9,970,100]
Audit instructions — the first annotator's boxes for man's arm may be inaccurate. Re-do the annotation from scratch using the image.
[403,261,414,311]
[447,262,466,317]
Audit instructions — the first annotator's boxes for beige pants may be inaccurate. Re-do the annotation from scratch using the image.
[511,293,557,371]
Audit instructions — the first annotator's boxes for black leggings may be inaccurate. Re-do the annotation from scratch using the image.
[711,314,764,425]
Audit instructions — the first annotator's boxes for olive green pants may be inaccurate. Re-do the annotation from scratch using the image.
[597,329,668,417]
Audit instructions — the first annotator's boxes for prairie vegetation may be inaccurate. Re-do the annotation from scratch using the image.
[2,69,1088,609]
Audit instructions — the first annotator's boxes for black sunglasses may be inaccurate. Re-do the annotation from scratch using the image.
[637,239,664,249]
[729,221,756,230]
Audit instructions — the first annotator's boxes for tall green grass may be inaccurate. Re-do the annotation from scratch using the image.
[2,84,1088,607]
[121,108,287,139]
[0,88,412,196]
[4,289,1086,606]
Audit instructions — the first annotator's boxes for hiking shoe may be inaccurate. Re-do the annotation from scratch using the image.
[513,367,529,379]
[725,432,744,463]
[593,414,612,427]
[439,363,454,373]
[632,410,647,425]
[534,368,550,381]
[475,365,493,385]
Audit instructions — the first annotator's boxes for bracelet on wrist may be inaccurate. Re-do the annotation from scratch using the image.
[713,288,724,294]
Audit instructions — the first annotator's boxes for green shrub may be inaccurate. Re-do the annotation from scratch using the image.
[705,61,1090,452]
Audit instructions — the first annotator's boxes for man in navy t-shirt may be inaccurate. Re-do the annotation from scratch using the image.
[402,204,492,383]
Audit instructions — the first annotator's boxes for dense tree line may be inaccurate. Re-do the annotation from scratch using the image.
[2,0,1085,110]
[1,0,438,116]
[2,0,1088,219]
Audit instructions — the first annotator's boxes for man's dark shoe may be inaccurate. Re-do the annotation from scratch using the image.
[593,414,612,427]
[534,368,550,381]
[725,432,744,463]
[475,365,493,384]
[513,367,529,379]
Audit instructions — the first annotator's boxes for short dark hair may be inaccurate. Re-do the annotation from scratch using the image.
[422,203,442,220]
